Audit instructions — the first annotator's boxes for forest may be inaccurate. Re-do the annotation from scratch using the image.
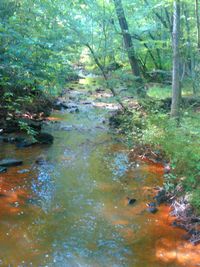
[0,0,200,266]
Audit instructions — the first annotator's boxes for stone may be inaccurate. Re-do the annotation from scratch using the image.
[16,140,37,148]
[17,169,30,174]
[0,159,23,167]
[69,108,79,113]
[146,202,158,214]
[61,102,78,109]
[0,167,7,173]
[127,197,136,205]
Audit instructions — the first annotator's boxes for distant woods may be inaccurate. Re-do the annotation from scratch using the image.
[0,0,200,118]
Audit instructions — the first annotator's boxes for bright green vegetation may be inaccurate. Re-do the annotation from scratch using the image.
[143,109,200,212]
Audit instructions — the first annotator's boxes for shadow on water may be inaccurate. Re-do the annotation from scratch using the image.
[0,78,199,266]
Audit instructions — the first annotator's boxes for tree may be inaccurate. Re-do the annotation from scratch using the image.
[195,0,200,49]
[113,0,140,77]
[171,0,181,119]
[113,0,145,96]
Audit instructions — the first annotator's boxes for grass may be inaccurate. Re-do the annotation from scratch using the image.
[148,80,194,99]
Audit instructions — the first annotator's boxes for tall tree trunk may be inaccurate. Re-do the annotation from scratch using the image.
[195,0,200,49]
[113,0,145,96]
[113,0,140,77]
[171,0,181,119]
[183,4,192,75]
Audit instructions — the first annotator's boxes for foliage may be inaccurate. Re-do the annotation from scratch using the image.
[111,88,200,212]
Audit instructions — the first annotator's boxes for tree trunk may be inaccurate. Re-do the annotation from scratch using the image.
[171,0,181,119]
[113,0,140,77]
[113,0,145,96]
[195,0,200,50]
[183,4,192,75]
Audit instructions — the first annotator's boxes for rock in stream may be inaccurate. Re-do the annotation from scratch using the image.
[0,159,23,167]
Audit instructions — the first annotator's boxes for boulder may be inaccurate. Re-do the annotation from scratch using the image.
[0,158,23,167]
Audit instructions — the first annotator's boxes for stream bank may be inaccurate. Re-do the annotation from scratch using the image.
[110,98,200,247]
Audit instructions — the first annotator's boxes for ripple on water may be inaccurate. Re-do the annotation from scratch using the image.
[31,163,57,213]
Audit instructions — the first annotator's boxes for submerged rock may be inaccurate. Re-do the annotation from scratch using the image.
[127,197,137,205]
[0,158,23,167]
[1,135,37,148]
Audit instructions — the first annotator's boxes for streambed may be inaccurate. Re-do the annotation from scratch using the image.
[0,79,199,267]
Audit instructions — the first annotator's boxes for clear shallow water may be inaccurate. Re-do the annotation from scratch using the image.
[0,85,199,267]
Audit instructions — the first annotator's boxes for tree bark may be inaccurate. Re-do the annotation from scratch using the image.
[195,0,200,50]
[113,0,140,76]
[183,5,192,74]
[171,0,181,119]
[113,0,145,96]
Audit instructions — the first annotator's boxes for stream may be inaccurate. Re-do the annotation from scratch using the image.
[0,78,199,267]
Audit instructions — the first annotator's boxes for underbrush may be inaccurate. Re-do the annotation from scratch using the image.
[111,98,200,213]
[0,87,54,136]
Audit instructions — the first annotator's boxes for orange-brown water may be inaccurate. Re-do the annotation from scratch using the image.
[0,84,199,267]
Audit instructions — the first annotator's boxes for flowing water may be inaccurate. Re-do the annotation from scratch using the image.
[0,79,199,267]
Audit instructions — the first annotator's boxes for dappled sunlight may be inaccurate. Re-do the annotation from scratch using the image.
[47,116,63,121]
[93,102,121,110]
[156,238,200,266]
